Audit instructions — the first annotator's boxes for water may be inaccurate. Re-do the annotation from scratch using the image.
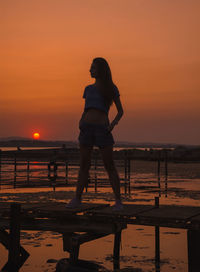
[0,149,200,271]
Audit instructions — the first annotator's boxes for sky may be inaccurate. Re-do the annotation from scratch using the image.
[1,0,200,145]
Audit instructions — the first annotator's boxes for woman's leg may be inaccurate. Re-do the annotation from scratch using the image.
[99,145,121,201]
[75,144,93,200]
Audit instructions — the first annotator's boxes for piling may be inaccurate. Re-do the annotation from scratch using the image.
[155,197,159,208]
[69,237,80,264]
[94,154,98,193]
[113,231,121,270]
[127,155,131,195]
[65,161,68,184]
[155,226,160,272]
[27,160,30,183]
[14,155,17,173]
[48,162,51,176]
[0,149,1,188]
[124,151,128,194]
[187,230,200,272]
[0,149,2,172]
[157,151,161,189]
[8,203,21,272]
[164,150,168,197]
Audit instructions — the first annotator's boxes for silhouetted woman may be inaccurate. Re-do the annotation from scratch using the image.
[67,57,124,210]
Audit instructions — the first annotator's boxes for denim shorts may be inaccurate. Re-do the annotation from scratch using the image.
[78,121,114,148]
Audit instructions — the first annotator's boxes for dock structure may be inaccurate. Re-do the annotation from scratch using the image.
[1,199,200,271]
[0,148,172,194]
[0,148,134,192]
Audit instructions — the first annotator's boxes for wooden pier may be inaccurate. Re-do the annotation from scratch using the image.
[1,198,200,271]
[0,148,171,194]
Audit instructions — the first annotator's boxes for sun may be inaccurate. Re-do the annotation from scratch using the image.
[33,132,40,140]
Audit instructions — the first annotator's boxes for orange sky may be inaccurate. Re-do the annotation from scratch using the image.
[1,0,200,144]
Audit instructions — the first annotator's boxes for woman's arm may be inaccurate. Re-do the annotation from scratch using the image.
[109,96,124,131]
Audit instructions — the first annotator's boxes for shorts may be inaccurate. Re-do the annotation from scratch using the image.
[78,121,114,148]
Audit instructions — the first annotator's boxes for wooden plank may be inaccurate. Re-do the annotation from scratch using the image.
[27,202,110,216]
[138,205,200,220]
[0,217,122,233]
[189,214,200,223]
[89,204,154,217]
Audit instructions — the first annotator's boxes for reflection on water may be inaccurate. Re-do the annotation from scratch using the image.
[0,159,200,271]
[0,226,189,272]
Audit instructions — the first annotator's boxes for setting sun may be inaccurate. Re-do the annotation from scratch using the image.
[33,132,40,140]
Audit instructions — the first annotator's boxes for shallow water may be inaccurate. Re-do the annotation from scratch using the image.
[0,160,200,271]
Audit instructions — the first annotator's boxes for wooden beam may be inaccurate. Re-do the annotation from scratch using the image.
[8,203,21,272]
[113,230,121,270]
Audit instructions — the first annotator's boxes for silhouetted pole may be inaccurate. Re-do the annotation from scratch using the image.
[48,162,51,177]
[27,160,30,183]
[187,230,200,272]
[14,155,17,188]
[124,150,128,194]
[14,155,17,173]
[69,237,80,264]
[8,203,21,272]
[127,155,131,195]
[155,196,159,208]
[0,149,2,173]
[164,150,168,197]
[0,149,2,188]
[155,226,160,272]
[113,230,121,270]
[65,161,68,184]
[157,151,161,189]
[94,154,98,193]
[154,197,160,271]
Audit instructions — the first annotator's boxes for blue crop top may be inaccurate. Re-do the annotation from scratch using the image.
[83,84,120,114]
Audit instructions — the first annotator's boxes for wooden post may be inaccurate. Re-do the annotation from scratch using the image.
[0,149,1,188]
[47,162,50,181]
[155,226,160,272]
[14,156,17,188]
[27,160,30,183]
[14,155,17,173]
[94,154,98,193]
[157,151,161,189]
[85,175,88,192]
[124,150,127,194]
[8,203,21,272]
[164,150,168,197]
[69,237,80,264]
[113,231,121,270]
[187,230,200,272]
[65,161,68,184]
[52,162,57,191]
[128,157,131,195]
[155,196,159,208]
[0,149,2,173]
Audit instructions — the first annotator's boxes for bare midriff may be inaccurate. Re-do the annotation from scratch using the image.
[81,108,109,125]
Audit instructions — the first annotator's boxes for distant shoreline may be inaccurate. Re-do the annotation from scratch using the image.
[0,139,199,149]
[0,145,200,162]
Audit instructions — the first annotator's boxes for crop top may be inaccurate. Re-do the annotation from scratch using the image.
[83,84,120,114]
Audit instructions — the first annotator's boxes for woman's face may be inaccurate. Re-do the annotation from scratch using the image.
[90,62,99,78]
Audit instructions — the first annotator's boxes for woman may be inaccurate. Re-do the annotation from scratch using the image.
[67,57,124,210]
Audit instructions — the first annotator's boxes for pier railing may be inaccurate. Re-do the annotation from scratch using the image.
[0,148,171,192]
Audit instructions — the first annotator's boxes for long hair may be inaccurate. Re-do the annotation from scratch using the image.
[93,57,116,107]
